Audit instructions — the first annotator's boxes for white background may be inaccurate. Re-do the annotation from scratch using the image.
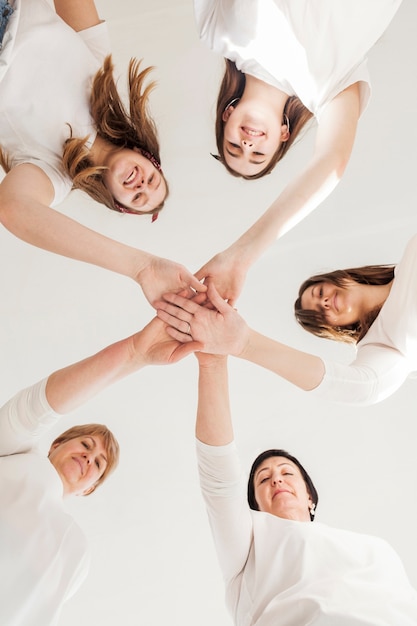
[1,1,416,624]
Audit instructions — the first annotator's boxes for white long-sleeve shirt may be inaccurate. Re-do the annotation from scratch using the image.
[0,379,89,626]
[197,439,417,626]
[311,234,417,405]
[194,0,402,120]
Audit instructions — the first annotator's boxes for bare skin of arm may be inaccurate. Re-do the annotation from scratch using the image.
[45,317,195,414]
[196,354,233,446]
[0,165,205,305]
[195,84,360,305]
[156,283,325,392]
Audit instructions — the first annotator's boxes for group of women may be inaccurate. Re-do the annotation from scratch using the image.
[1,0,416,624]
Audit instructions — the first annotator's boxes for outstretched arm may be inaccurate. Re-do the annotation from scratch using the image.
[196,84,360,304]
[0,165,205,305]
[196,353,233,445]
[46,317,195,414]
[156,282,325,391]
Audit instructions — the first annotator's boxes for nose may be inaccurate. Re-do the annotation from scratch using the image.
[272,474,283,486]
[241,138,253,149]
[135,175,146,189]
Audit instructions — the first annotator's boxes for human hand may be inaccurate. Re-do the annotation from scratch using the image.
[132,316,196,366]
[136,255,206,307]
[195,246,248,307]
[155,282,249,356]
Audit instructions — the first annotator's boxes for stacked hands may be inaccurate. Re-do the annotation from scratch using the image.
[155,281,249,358]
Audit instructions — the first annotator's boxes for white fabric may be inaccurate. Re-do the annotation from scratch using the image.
[197,439,417,626]
[311,234,417,405]
[0,0,110,206]
[0,379,89,626]
[194,0,402,119]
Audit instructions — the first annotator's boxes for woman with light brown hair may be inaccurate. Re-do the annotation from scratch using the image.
[193,0,402,305]
[156,233,417,405]
[0,0,205,305]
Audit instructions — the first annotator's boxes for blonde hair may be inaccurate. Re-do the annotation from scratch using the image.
[50,423,120,496]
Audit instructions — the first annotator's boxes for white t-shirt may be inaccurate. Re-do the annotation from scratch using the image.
[312,234,417,405]
[194,0,402,119]
[197,439,417,626]
[0,0,110,206]
[0,379,89,626]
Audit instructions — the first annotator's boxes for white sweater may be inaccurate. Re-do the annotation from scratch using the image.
[0,379,89,626]
[197,439,417,626]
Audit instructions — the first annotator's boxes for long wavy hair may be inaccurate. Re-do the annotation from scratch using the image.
[213,59,313,180]
[0,56,166,217]
[294,265,395,344]
[62,55,167,218]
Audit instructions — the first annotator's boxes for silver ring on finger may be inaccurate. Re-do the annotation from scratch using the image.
[186,322,191,335]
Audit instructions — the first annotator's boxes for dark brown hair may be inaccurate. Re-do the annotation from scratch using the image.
[294,265,395,344]
[213,59,313,179]
[247,449,318,521]
[50,423,120,496]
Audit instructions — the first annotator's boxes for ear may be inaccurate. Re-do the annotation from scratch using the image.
[280,124,290,142]
[79,484,96,497]
[222,106,234,122]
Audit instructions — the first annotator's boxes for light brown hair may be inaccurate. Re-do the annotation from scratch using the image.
[50,423,120,496]
[213,59,313,179]
[62,55,166,218]
[294,265,395,344]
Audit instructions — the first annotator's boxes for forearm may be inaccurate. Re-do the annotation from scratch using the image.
[232,156,341,268]
[196,357,234,445]
[45,333,146,414]
[239,329,325,391]
[0,194,151,281]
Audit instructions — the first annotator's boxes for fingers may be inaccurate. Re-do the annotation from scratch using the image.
[164,324,194,343]
[157,309,192,336]
[160,292,201,316]
[206,282,231,313]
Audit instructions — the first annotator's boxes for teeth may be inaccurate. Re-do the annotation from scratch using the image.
[125,168,135,184]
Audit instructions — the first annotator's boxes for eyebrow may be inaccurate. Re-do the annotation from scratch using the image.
[255,462,294,480]
[225,146,266,165]
[86,436,108,465]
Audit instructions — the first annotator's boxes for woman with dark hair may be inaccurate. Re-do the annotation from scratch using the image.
[0,0,205,305]
[156,234,417,405]
[193,0,402,305]
[195,352,417,624]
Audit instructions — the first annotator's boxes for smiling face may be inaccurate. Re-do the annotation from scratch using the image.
[102,148,167,213]
[222,101,289,177]
[300,280,367,327]
[253,456,313,521]
[48,435,108,497]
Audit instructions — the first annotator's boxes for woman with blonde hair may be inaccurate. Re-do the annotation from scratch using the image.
[156,233,417,405]
[193,0,402,305]
[0,313,194,625]
[0,0,205,305]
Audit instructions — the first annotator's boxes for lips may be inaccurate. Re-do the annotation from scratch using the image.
[272,489,292,499]
[123,166,140,188]
[241,126,264,137]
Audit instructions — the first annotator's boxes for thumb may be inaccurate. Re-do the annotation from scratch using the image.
[170,341,203,362]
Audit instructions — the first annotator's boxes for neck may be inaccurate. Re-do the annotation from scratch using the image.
[243,74,289,113]
[363,281,393,314]
[89,135,118,166]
